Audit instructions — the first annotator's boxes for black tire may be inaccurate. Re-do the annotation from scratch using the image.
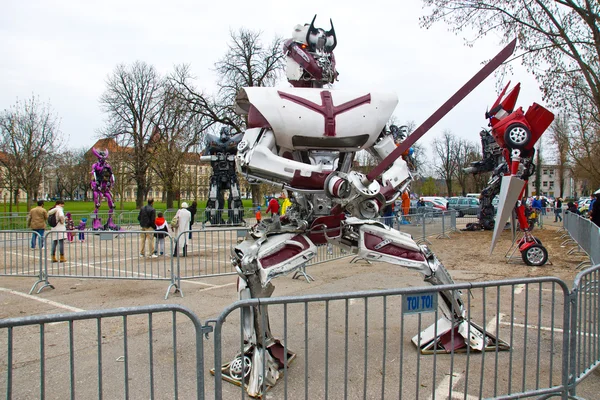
[504,123,531,150]
[521,244,548,266]
[457,210,464,218]
[482,219,495,230]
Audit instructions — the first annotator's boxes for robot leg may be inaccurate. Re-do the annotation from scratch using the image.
[205,177,223,225]
[353,220,509,353]
[228,178,244,225]
[104,191,119,231]
[218,232,317,397]
[92,191,102,231]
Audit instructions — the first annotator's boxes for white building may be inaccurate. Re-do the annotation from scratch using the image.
[527,164,581,198]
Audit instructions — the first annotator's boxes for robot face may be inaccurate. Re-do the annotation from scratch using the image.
[220,127,231,141]
[285,15,338,87]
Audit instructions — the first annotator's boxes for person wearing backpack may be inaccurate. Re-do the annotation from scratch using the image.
[27,200,48,250]
[48,200,66,263]
[137,198,157,258]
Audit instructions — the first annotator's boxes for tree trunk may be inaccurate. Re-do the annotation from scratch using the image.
[251,184,261,207]
[166,190,176,209]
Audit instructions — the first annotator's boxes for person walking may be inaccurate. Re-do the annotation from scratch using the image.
[48,200,67,263]
[27,200,48,250]
[172,202,192,257]
[187,200,197,239]
[255,206,262,223]
[554,198,563,222]
[138,198,157,258]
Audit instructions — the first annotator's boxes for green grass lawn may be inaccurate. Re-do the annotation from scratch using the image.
[1,199,258,214]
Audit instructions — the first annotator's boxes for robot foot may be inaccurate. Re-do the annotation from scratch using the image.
[104,222,121,231]
[214,341,296,398]
[92,218,103,231]
[411,317,510,354]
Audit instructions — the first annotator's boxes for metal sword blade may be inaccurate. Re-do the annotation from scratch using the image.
[366,38,517,182]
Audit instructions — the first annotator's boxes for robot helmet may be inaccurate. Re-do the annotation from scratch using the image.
[92,147,109,161]
[284,15,338,88]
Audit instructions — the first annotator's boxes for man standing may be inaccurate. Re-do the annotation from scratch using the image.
[540,197,548,215]
[137,198,157,257]
[27,200,48,250]
[554,198,563,222]
[48,200,66,263]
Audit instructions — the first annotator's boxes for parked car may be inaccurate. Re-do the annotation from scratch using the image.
[421,196,448,209]
[404,199,445,215]
[447,196,480,217]
[578,198,592,216]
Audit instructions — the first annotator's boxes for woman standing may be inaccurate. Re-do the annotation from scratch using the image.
[173,202,192,257]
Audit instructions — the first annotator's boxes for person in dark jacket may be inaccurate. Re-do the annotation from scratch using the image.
[554,198,563,222]
[188,201,197,239]
[591,190,600,227]
[137,198,157,257]
[566,201,580,215]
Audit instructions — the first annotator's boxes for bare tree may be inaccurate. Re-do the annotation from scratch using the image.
[0,96,62,208]
[151,83,208,208]
[432,130,460,195]
[547,113,571,197]
[100,61,164,208]
[171,29,286,206]
[568,101,600,189]
[453,138,477,196]
[420,1,600,122]
[215,28,286,121]
[54,149,89,200]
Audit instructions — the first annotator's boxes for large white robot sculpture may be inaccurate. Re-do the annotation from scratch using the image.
[221,15,514,396]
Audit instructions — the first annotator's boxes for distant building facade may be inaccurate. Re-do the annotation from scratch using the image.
[527,164,583,198]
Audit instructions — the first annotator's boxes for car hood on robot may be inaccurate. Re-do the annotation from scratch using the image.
[235,87,398,151]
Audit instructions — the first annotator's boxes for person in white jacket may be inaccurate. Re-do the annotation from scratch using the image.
[48,200,66,263]
[173,202,191,257]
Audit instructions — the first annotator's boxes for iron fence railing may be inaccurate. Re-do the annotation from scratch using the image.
[3,265,600,399]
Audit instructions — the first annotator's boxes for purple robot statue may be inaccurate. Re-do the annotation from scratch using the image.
[90,148,119,231]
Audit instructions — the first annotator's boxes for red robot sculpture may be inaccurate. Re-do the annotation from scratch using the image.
[466,82,555,265]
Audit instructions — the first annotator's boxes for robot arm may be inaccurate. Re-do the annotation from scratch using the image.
[236,128,332,189]
[91,166,98,191]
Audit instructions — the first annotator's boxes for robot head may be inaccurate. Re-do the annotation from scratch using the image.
[91,148,109,163]
[284,15,338,88]
[219,126,232,141]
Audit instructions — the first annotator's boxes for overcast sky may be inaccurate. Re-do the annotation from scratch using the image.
[1,0,546,157]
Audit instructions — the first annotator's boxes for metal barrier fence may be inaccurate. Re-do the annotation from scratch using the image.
[390,210,458,243]
[563,211,600,265]
[213,277,571,399]
[570,264,600,397]
[4,266,600,399]
[0,304,205,399]
[0,227,350,299]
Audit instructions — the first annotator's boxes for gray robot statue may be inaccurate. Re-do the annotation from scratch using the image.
[201,127,245,225]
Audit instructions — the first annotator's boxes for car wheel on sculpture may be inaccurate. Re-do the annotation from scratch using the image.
[521,244,548,266]
[229,355,252,381]
[504,123,531,150]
